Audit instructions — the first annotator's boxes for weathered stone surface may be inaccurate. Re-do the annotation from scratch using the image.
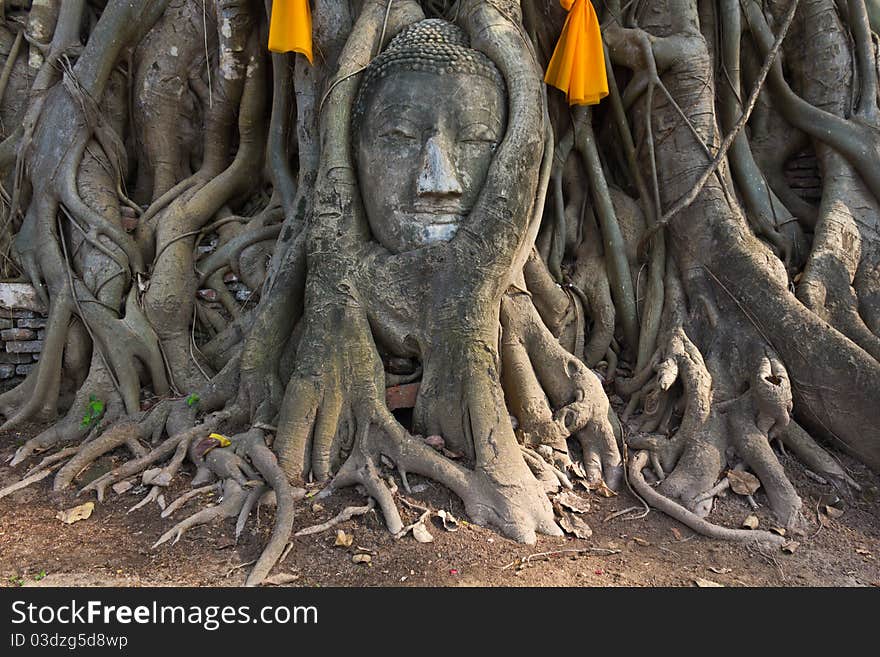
[6,340,43,353]
[0,319,12,330]
[0,352,33,364]
[16,318,47,329]
[15,363,36,376]
[0,283,46,313]
[8,310,37,319]
[1,328,36,341]
[0,364,15,379]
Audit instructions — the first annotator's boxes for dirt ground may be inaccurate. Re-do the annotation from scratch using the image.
[1,423,879,588]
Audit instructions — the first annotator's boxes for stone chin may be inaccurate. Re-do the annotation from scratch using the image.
[418,216,461,246]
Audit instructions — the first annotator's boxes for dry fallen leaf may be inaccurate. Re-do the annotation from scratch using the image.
[558,511,593,539]
[670,527,684,541]
[727,470,761,496]
[591,481,617,498]
[555,490,591,514]
[334,530,353,547]
[632,537,650,547]
[352,554,371,564]
[436,510,459,532]
[855,547,872,556]
[56,502,94,525]
[708,567,732,574]
[823,505,844,519]
[769,526,786,536]
[782,541,800,554]
[262,573,300,585]
[694,577,724,587]
[412,521,434,544]
[742,514,760,530]
[311,503,324,513]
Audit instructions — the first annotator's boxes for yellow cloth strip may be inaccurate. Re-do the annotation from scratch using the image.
[544,0,608,105]
[268,0,313,64]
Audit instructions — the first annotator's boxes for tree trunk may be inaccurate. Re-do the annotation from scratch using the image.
[0,0,876,584]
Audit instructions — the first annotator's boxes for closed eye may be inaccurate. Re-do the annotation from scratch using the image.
[458,123,498,144]
[380,127,418,140]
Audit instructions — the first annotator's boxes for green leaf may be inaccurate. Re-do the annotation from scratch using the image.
[34,570,47,581]
[186,393,200,407]
[81,396,105,427]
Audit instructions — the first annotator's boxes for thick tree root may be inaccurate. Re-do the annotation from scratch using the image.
[629,451,786,546]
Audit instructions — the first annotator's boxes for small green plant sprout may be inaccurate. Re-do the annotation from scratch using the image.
[81,394,105,428]
[34,570,47,582]
[186,393,200,407]
[9,576,24,587]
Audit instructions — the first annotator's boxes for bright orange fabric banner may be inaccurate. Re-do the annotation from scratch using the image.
[544,0,608,105]
[268,0,313,64]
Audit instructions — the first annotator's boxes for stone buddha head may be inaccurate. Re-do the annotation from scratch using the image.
[353,19,508,253]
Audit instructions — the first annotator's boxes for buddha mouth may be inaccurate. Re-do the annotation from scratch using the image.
[409,203,468,218]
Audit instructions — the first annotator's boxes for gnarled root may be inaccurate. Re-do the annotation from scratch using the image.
[500,289,622,490]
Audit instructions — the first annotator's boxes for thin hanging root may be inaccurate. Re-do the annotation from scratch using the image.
[152,480,249,549]
[294,498,376,537]
[0,466,57,501]
[161,484,221,519]
[23,447,81,478]
[628,451,785,546]
[235,484,267,539]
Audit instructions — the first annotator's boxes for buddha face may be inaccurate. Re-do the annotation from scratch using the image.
[356,70,507,253]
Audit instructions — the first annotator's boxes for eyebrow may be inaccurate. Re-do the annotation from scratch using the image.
[369,102,427,120]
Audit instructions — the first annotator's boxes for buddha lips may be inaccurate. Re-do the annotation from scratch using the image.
[544,0,609,106]
[268,0,313,64]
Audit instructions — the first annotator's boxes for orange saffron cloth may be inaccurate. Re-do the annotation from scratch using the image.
[268,0,313,64]
[544,0,608,105]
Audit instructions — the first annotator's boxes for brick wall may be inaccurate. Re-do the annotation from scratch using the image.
[784,150,822,203]
[0,283,46,389]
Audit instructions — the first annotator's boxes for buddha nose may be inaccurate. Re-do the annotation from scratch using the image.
[417,135,463,198]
